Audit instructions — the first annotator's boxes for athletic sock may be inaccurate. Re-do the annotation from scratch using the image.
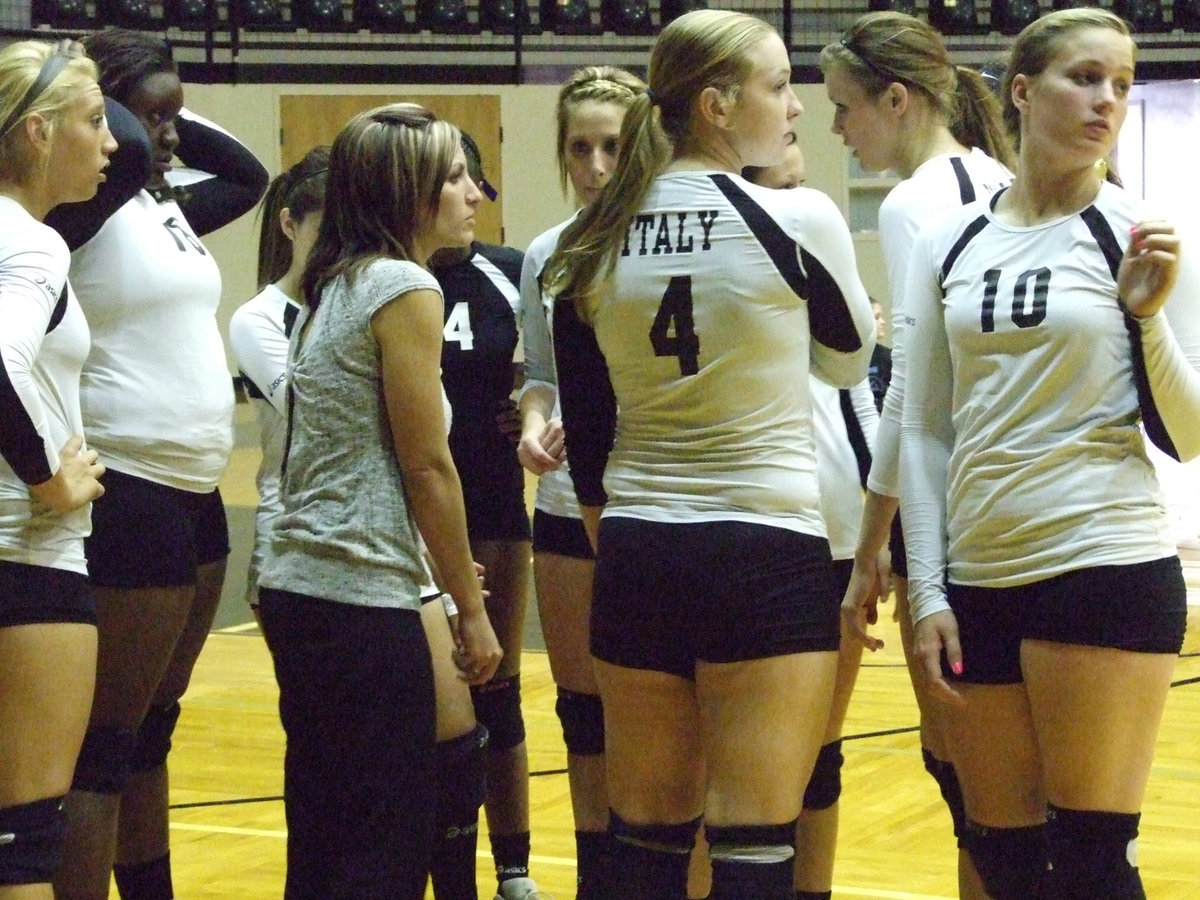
[491,830,532,887]
[113,853,174,900]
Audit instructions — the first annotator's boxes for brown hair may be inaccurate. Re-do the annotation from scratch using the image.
[820,11,1015,172]
[546,9,774,311]
[300,103,458,311]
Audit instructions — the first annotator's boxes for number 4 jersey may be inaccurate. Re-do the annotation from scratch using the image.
[554,170,876,536]
[900,180,1200,618]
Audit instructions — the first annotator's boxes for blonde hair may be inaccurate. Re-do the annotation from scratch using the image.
[555,65,646,198]
[1001,8,1133,150]
[546,9,774,310]
[301,103,459,310]
[820,11,1015,172]
[0,41,98,178]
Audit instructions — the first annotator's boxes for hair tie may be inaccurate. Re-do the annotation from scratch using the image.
[1,48,75,139]
[645,88,658,107]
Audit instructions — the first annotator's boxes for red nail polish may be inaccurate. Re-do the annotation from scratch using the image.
[952,661,963,675]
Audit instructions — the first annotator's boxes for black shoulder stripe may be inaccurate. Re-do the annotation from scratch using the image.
[950,156,975,205]
[1079,205,1123,280]
[1080,204,1179,461]
[45,282,68,334]
[839,388,873,487]
[709,173,861,353]
[939,214,990,289]
[283,302,300,339]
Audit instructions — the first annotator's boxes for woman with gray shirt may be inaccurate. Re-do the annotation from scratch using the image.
[257,103,502,900]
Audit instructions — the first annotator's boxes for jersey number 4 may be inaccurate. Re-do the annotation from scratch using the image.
[444,301,475,350]
[980,267,1049,333]
[649,275,700,376]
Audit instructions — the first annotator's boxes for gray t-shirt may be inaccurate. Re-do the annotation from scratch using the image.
[260,258,441,610]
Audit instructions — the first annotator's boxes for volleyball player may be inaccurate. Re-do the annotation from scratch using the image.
[0,39,114,900]
[820,14,1015,894]
[742,143,881,900]
[430,132,551,900]
[900,9,1199,896]
[516,64,644,900]
[545,10,875,897]
[45,28,268,900]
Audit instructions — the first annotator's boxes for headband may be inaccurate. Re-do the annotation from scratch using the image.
[1,49,75,140]
[839,33,895,87]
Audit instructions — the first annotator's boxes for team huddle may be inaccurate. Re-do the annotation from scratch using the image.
[1,6,1197,900]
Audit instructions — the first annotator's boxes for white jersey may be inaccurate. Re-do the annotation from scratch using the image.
[556,171,875,533]
[901,181,1200,621]
[518,215,583,519]
[869,148,1013,497]
[69,190,232,491]
[229,283,301,602]
[0,197,91,573]
[812,378,877,559]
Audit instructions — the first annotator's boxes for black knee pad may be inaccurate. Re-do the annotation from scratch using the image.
[610,810,701,856]
[471,675,525,752]
[802,740,844,811]
[607,812,701,900]
[922,747,967,840]
[72,725,137,794]
[555,687,604,756]
[961,819,1047,900]
[0,796,67,886]
[130,702,182,774]
[436,724,489,834]
[707,821,797,900]
[1043,804,1144,899]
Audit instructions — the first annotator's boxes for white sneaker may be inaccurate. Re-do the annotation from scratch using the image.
[494,877,554,900]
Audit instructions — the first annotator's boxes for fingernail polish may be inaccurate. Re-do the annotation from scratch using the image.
[952,661,963,675]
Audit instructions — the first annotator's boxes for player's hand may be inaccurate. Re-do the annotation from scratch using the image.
[452,606,503,686]
[517,418,566,475]
[1120,221,1180,319]
[914,610,965,706]
[496,398,522,443]
[842,557,885,651]
[30,436,105,514]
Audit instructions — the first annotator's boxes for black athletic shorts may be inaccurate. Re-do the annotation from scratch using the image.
[0,559,95,627]
[451,430,531,543]
[591,516,840,679]
[86,469,230,588]
[532,509,594,560]
[945,556,1187,685]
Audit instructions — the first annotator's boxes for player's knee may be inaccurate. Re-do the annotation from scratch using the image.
[707,821,796,900]
[435,724,488,835]
[471,675,525,752]
[611,810,700,856]
[555,688,604,756]
[71,725,137,794]
[0,796,67,886]
[961,819,1047,900]
[130,701,182,774]
[802,740,844,811]
[922,747,967,840]
[1042,805,1145,899]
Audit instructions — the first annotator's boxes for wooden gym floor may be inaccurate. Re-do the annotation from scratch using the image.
[157,404,1200,899]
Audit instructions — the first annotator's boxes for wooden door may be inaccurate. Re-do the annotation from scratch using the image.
[280,94,504,244]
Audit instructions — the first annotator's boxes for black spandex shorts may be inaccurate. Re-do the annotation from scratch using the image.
[85,469,230,589]
[0,559,95,627]
[945,556,1187,685]
[591,516,840,679]
[532,509,594,560]
[452,435,531,543]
